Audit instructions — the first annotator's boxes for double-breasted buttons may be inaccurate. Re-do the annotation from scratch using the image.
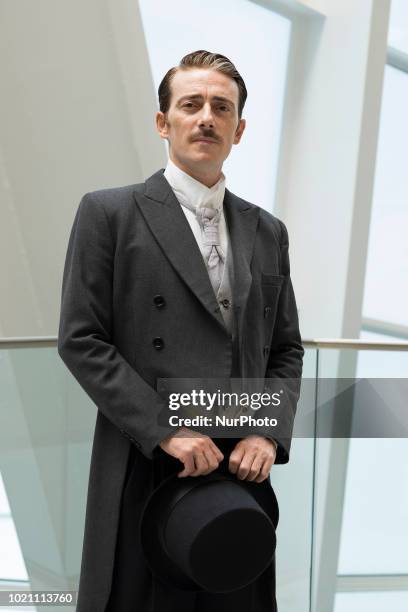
[220,298,231,309]
[153,294,166,308]
[263,345,270,357]
[264,306,272,318]
[153,337,164,350]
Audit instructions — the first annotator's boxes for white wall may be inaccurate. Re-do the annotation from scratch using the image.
[274,0,390,341]
[0,0,158,336]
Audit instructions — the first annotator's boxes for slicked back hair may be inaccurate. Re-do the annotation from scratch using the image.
[158,50,247,119]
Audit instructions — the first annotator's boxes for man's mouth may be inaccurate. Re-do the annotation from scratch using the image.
[193,137,218,144]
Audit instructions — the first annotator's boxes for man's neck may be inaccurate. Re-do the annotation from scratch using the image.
[169,156,222,188]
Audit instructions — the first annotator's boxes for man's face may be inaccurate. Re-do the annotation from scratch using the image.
[156,68,246,176]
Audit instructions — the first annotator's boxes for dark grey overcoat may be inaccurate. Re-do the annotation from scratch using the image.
[57,168,304,611]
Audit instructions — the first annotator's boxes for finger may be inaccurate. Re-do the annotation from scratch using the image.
[245,453,265,482]
[191,451,209,477]
[202,447,221,474]
[178,453,196,478]
[254,456,274,483]
[229,446,245,474]
[210,441,224,463]
[236,450,257,480]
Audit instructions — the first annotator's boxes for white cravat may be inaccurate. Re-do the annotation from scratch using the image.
[163,158,229,268]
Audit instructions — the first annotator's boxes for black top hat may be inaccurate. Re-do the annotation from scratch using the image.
[140,470,279,594]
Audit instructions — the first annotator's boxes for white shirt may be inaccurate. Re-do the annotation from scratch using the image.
[163,158,229,262]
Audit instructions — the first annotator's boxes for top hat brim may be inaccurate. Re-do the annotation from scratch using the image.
[139,470,279,593]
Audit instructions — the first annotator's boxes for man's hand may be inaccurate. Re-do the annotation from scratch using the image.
[159,427,224,477]
[229,436,277,483]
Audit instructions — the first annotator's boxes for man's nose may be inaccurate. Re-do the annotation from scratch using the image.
[198,103,214,127]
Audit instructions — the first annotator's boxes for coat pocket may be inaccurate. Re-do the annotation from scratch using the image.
[261,272,285,286]
[261,275,284,335]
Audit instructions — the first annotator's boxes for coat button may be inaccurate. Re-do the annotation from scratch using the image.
[220,298,231,309]
[263,345,270,357]
[153,295,166,308]
[153,337,164,350]
[264,306,272,318]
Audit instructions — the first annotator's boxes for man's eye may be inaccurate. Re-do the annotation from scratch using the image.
[183,102,195,108]
[218,105,229,112]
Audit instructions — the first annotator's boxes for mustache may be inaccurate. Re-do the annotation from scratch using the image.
[192,129,220,142]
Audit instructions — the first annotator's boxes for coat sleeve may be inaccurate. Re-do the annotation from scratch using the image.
[57,192,178,460]
[263,219,304,464]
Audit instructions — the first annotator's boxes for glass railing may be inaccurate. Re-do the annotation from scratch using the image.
[309,339,408,612]
[0,339,95,612]
[0,337,407,612]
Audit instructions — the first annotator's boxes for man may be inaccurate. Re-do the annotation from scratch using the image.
[58,50,303,612]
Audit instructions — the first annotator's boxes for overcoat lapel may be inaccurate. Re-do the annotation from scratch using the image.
[223,188,259,346]
[134,169,260,340]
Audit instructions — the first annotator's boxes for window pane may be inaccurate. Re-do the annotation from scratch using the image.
[337,439,408,575]
[335,590,408,612]
[0,473,11,515]
[362,66,408,326]
[389,0,408,53]
[0,473,29,581]
[139,0,291,212]
[357,330,408,377]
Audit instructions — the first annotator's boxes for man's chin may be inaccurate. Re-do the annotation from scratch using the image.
[187,152,220,165]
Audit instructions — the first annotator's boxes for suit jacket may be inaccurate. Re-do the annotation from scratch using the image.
[57,168,304,611]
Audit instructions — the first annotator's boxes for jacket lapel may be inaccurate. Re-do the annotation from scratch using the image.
[134,169,259,338]
[223,187,259,344]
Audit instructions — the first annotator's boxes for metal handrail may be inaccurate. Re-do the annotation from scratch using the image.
[302,339,408,351]
[0,337,57,349]
[0,337,408,351]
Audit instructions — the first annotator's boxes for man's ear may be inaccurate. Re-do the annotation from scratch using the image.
[233,118,246,145]
[156,111,169,139]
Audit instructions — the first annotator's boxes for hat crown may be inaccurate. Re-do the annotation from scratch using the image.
[165,479,275,592]
[141,472,278,594]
